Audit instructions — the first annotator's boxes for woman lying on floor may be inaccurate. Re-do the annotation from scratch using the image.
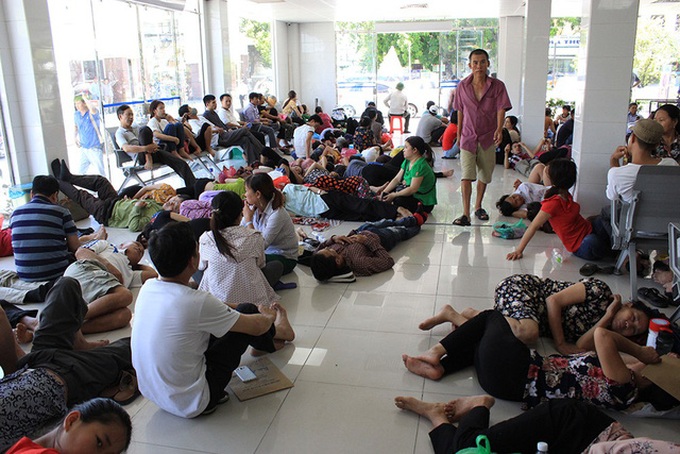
[419,274,661,355]
[394,395,680,454]
[403,310,679,413]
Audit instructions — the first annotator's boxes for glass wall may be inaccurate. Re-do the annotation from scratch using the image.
[336,20,498,119]
[48,0,204,180]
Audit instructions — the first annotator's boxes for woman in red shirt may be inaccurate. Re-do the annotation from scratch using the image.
[6,398,131,454]
[506,158,610,261]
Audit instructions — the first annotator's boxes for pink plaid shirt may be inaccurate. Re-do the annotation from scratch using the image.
[453,74,512,152]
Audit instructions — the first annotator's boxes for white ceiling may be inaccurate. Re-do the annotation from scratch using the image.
[228,0,676,24]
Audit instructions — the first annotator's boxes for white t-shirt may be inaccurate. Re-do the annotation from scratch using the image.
[85,240,142,289]
[131,279,240,418]
[146,117,170,144]
[189,117,219,148]
[513,182,547,210]
[293,124,314,158]
[606,159,678,202]
[384,90,408,115]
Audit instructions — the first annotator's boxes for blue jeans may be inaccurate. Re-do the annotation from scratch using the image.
[574,216,611,261]
[354,217,420,251]
[443,142,460,159]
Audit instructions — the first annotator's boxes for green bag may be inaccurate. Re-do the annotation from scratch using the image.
[492,219,527,239]
[456,435,493,454]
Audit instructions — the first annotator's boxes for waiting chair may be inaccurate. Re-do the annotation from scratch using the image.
[610,165,680,299]
[107,127,175,190]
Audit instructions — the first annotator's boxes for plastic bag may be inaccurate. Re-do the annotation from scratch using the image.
[456,435,494,453]
[492,219,527,239]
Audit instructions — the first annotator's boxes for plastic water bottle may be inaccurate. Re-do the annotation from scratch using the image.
[349,144,354,150]
[551,248,563,267]
[536,441,548,453]
[313,232,325,243]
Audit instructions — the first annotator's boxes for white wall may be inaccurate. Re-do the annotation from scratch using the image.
[298,23,337,111]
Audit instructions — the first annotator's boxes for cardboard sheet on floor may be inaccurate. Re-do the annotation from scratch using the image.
[228,357,293,401]
[641,354,680,401]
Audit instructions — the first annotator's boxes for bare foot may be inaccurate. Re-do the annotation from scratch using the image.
[73,331,109,350]
[461,308,481,320]
[444,395,495,423]
[272,302,295,343]
[394,396,449,426]
[144,160,154,171]
[14,323,33,344]
[396,206,413,219]
[296,227,308,240]
[442,169,454,178]
[93,226,107,240]
[418,304,467,331]
[402,354,445,380]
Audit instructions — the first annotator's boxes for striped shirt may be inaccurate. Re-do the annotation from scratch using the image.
[10,195,78,282]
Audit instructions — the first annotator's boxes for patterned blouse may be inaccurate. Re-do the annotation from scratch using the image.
[654,135,680,163]
[313,175,371,198]
[524,350,638,411]
[353,127,375,152]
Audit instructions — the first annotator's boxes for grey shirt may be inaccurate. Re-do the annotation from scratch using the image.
[415,113,444,143]
[115,126,141,160]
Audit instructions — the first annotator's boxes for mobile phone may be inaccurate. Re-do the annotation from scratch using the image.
[234,366,257,382]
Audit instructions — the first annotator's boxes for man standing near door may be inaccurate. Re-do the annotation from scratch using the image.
[74,95,105,176]
[452,49,512,226]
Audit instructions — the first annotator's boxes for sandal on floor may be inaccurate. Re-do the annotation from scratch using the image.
[100,370,140,406]
[637,287,670,308]
[579,263,615,277]
[474,208,489,221]
[452,215,471,226]
[273,281,297,291]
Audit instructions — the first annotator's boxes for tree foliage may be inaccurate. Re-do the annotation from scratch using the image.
[634,17,680,87]
[239,19,272,68]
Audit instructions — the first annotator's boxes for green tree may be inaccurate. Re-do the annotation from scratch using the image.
[239,19,272,68]
[634,17,680,86]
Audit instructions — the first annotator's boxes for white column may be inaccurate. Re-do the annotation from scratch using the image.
[572,0,639,214]
[202,0,232,94]
[0,0,66,182]
[299,23,337,110]
[497,15,524,119]
[272,20,290,98]
[520,0,551,147]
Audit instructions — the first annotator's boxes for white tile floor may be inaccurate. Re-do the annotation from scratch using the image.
[5,134,680,453]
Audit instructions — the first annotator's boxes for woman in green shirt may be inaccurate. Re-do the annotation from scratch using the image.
[379,136,437,213]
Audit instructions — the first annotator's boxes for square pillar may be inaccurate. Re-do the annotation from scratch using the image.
[572,0,639,214]
[497,16,524,119]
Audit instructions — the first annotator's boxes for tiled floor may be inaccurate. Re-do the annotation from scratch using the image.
[5,134,680,453]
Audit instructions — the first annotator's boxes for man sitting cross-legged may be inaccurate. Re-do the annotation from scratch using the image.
[63,240,157,334]
[309,214,426,282]
[131,222,295,418]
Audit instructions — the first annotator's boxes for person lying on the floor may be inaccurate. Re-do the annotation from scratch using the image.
[5,398,132,454]
[418,274,662,355]
[403,310,680,412]
[283,184,404,221]
[0,277,135,450]
[63,240,157,334]
[309,215,426,282]
[395,395,680,454]
[131,222,295,418]
[52,159,188,232]
[496,181,547,219]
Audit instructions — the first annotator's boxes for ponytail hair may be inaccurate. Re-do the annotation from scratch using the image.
[245,173,284,210]
[210,191,244,259]
[405,136,435,167]
[65,398,132,450]
[543,158,577,199]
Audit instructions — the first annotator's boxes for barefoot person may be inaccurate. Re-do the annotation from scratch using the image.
[419,274,658,355]
[394,395,657,454]
[131,222,295,418]
[403,310,678,412]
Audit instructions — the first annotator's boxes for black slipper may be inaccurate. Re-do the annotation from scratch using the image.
[637,287,670,308]
[50,159,61,179]
[453,215,471,226]
[579,263,615,276]
[474,208,489,221]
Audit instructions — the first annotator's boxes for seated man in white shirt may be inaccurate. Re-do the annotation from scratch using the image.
[131,222,294,418]
[64,240,157,334]
[607,118,678,203]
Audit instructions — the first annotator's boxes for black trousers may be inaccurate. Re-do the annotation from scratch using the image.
[217,128,263,164]
[17,277,133,405]
[58,174,120,225]
[203,303,276,411]
[138,126,196,187]
[320,191,398,222]
[429,400,615,454]
[439,310,529,401]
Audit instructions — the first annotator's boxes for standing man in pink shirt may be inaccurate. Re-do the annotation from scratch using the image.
[452,49,512,226]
